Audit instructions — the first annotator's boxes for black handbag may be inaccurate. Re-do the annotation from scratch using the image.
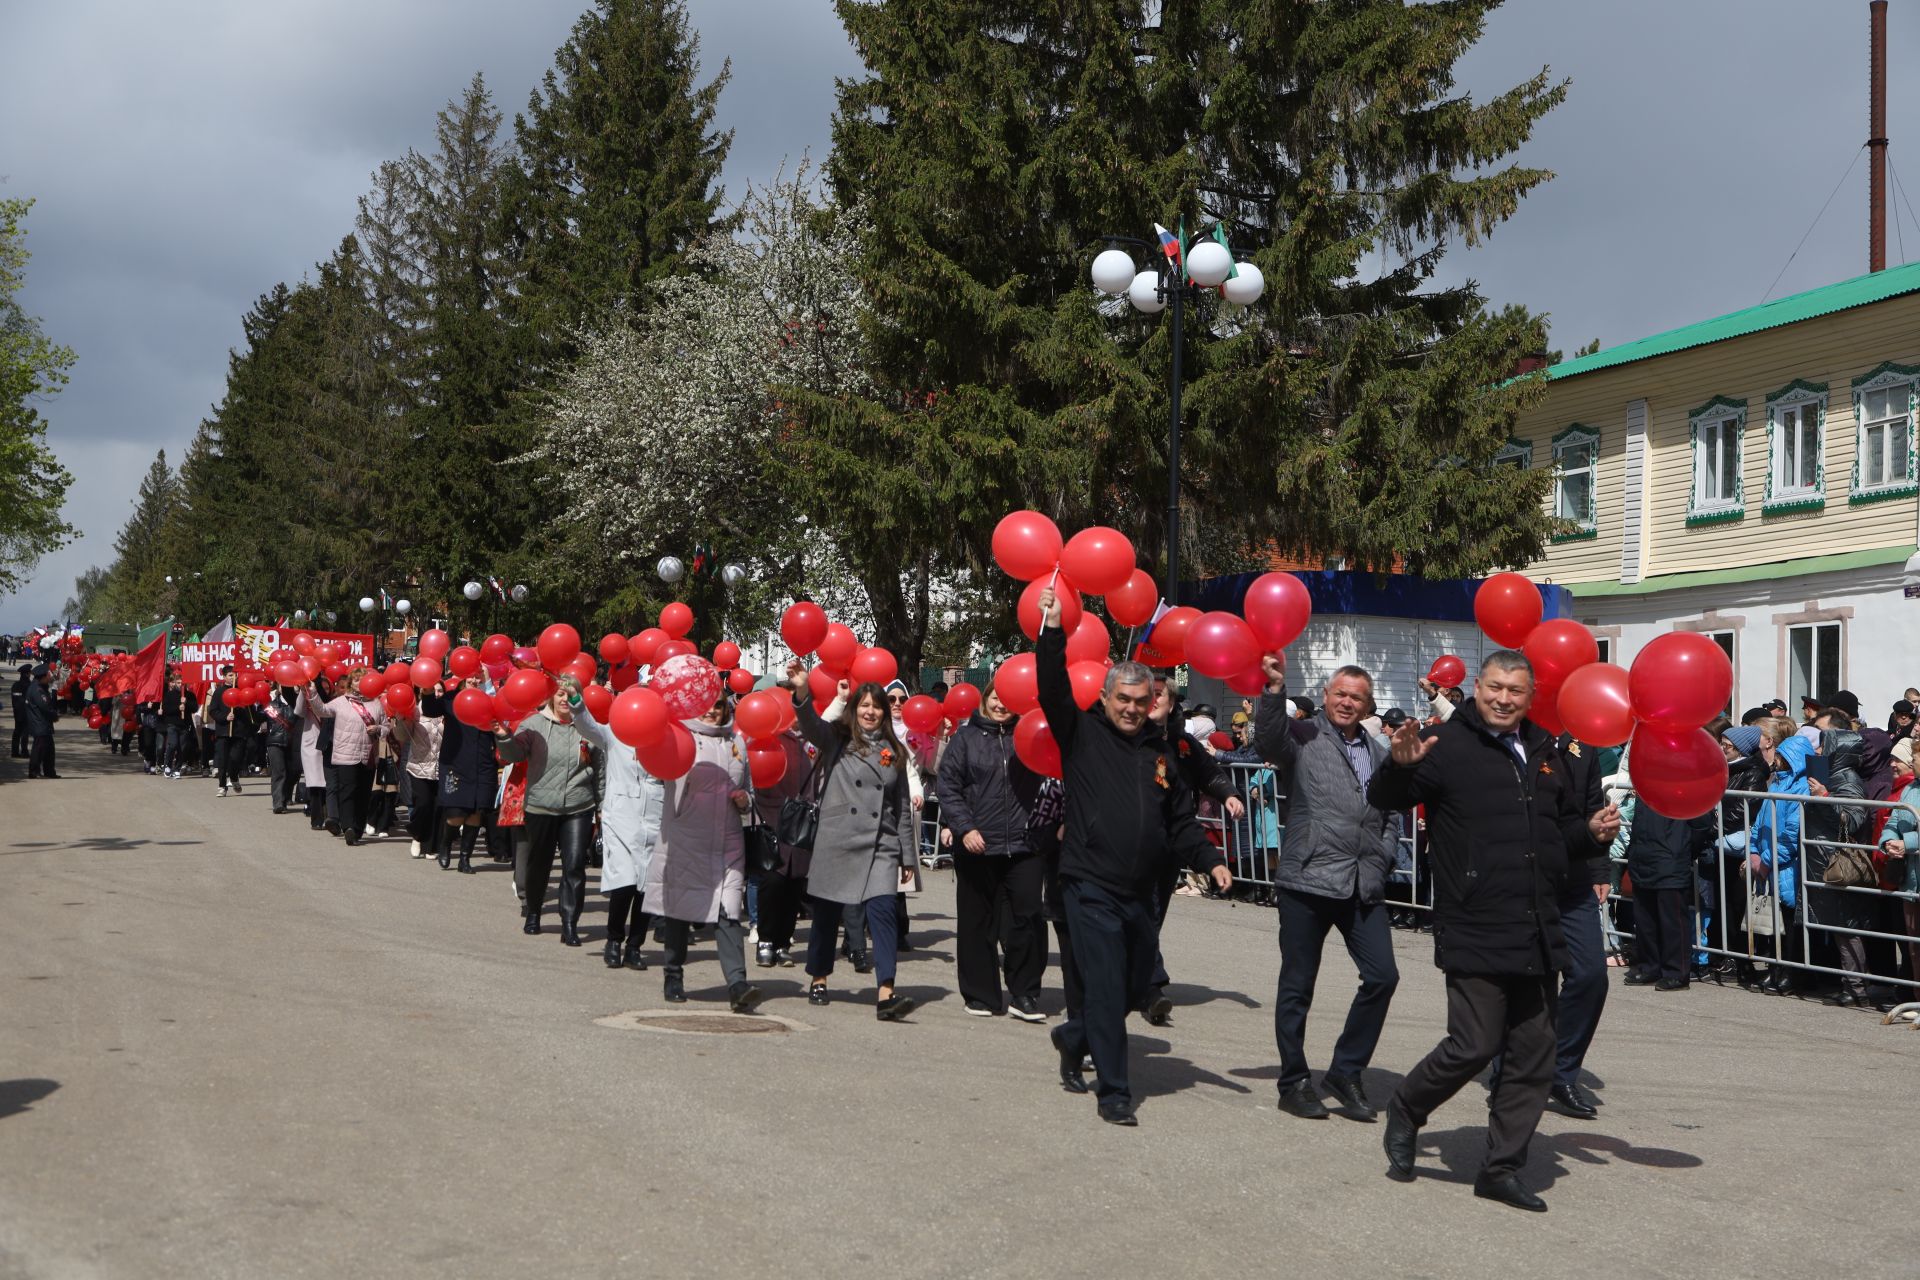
[777,744,832,852]
[745,810,781,874]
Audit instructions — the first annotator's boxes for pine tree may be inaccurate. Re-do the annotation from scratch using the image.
[818,0,1568,593]
[92,449,183,619]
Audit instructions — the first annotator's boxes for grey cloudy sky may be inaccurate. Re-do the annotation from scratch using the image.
[4,0,1916,631]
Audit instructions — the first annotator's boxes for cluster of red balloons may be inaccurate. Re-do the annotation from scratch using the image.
[778,600,916,719]
[1470,572,1732,819]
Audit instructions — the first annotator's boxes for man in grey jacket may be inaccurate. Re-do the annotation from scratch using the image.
[1255,652,1400,1121]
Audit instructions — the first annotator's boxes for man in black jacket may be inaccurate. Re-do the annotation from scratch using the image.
[937,688,1048,1020]
[23,666,60,779]
[1035,587,1229,1126]
[10,663,30,758]
[1368,650,1617,1211]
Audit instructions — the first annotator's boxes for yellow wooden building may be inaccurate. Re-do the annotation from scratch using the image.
[1508,260,1920,716]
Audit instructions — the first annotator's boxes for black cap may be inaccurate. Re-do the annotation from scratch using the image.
[1289,696,1315,717]
[1381,707,1410,729]
[1799,694,1822,709]
[1896,700,1916,718]
[1822,689,1861,719]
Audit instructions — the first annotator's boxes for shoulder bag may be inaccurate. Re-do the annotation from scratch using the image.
[778,742,833,852]
[744,804,781,874]
[1822,844,1879,889]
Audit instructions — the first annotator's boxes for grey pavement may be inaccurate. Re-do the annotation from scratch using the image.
[0,726,1914,1279]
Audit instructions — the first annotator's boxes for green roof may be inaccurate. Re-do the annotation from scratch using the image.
[1565,545,1915,598]
[1547,260,1920,382]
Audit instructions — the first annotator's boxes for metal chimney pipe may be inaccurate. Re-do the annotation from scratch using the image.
[1870,0,1888,272]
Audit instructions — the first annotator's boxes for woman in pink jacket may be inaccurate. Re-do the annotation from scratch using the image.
[303,669,389,847]
[644,695,761,1012]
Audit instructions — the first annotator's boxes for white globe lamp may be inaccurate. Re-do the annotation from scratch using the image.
[1221,262,1265,306]
[657,556,685,584]
[1090,248,1137,296]
[720,562,746,588]
[1127,271,1166,314]
[509,584,529,604]
[359,597,375,613]
[463,581,483,601]
[1186,239,1233,287]
[394,599,412,616]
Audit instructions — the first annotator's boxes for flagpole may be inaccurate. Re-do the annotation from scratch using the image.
[1166,266,1185,608]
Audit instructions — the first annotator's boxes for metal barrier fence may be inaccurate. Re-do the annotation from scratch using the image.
[1202,763,1920,997]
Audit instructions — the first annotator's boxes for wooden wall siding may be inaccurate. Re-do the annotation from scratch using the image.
[1510,291,1920,583]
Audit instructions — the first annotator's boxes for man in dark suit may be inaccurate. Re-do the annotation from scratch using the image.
[10,663,30,758]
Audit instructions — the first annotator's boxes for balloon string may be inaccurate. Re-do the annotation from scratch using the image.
[1040,565,1061,634]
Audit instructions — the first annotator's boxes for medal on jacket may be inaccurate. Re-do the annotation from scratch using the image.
[1154,757,1169,789]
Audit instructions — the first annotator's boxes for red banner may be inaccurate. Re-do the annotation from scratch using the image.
[177,629,376,692]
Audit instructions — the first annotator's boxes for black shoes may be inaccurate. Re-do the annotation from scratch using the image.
[876,993,916,1021]
[1098,1099,1137,1126]
[1143,992,1173,1027]
[560,920,581,947]
[1473,1172,1547,1212]
[1051,1025,1089,1094]
[1322,1073,1377,1122]
[523,915,541,936]
[755,942,776,968]
[1547,1082,1598,1120]
[622,939,648,971]
[1653,977,1688,992]
[1278,1078,1329,1120]
[603,939,624,969]
[1622,969,1655,986]
[1382,1098,1419,1181]
[1827,990,1866,1008]
[1009,994,1046,1024]
[664,974,687,1003]
[457,848,474,874]
[437,842,452,870]
[807,982,829,1006]
[850,949,873,975]
[1762,968,1795,995]
[728,982,764,1014]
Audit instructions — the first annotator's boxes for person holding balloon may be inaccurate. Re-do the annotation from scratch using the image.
[302,669,390,847]
[568,683,664,972]
[426,672,500,874]
[1368,649,1619,1213]
[208,667,259,797]
[748,722,815,970]
[1033,586,1231,1126]
[395,697,444,858]
[784,659,920,1021]
[260,684,304,814]
[493,675,599,945]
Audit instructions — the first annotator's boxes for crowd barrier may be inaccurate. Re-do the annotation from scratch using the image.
[1198,763,1920,1002]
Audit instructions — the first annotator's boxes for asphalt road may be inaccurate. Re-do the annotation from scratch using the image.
[1,726,1914,1279]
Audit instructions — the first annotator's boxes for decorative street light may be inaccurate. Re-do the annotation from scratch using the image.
[1091,227,1265,604]
[720,562,747,588]
[657,556,686,584]
[463,581,483,601]
[509,584,529,604]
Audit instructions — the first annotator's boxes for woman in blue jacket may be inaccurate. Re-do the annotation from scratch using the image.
[1748,730,1810,993]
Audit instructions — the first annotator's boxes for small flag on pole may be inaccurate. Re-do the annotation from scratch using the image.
[1153,223,1181,267]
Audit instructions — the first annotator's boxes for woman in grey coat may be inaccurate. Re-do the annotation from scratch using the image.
[785,660,918,1021]
[571,689,665,972]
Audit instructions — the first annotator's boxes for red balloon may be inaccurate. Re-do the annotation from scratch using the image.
[1427,654,1467,689]
[808,665,843,705]
[994,654,1040,716]
[384,661,410,685]
[325,662,349,682]
[943,682,982,723]
[1067,660,1106,710]
[1629,632,1735,731]
[728,668,756,696]
[1146,606,1200,666]
[637,720,697,779]
[630,628,668,666]
[273,661,304,687]
[780,602,829,656]
[1018,576,1082,641]
[503,668,550,711]
[712,641,741,671]
[452,688,494,728]
[609,662,640,692]
[315,643,340,666]
[1208,731,1235,751]
[1105,569,1159,628]
[1242,573,1313,650]
[1225,664,1268,697]
[610,686,669,747]
[448,646,481,679]
[1065,612,1109,665]
[1060,526,1136,595]
[1185,611,1263,679]
[491,689,520,728]
[850,647,898,688]
[1523,619,1598,684]
[653,639,697,663]
[564,653,599,686]
[652,654,722,720]
[408,656,439,689]
[536,623,581,672]
[580,684,613,724]
[1556,662,1634,747]
[1012,708,1063,778]
[292,633,317,656]
[658,602,694,639]
[735,690,785,741]
[599,633,631,667]
[1475,572,1543,649]
[1528,671,1566,737]
[418,629,451,661]
[816,623,858,672]
[774,696,797,735]
[901,694,943,735]
[1631,725,1731,820]
[360,672,387,698]
[480,634,514,664]
[299,655,323,682]
[748,739,788,788]
[383,684,416,717]
[992,510,1064,581]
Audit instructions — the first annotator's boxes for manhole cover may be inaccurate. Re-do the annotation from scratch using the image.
[595,1009,809,1036]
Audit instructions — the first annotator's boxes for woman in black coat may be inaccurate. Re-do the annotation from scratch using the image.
[1624,805,1714,988]
[426,674,500,870]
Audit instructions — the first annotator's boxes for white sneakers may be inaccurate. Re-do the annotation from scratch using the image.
[409,839,424,858]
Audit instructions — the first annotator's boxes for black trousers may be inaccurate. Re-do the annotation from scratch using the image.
[520,810,594,925]
[406,779,439,842]
[1272,887,1399,1090]
[756,869,806,952]
[1633,887,1692,982]
[10,714,26,757]
[953,851,1047,1011]
[1055,877,1158,1107]
[214,736,246,788]
[265,743,297,811]
[329,763,371,843]
[605,885,653,944]
[1146,864,1180,997]
[1396,973,1558,1180]
[26,733,55,778]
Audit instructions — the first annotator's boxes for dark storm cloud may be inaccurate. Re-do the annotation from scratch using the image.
[3,0,1914,629]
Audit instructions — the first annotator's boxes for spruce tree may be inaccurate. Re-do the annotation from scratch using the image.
[98,449,183,618]
[818,0,1568,593]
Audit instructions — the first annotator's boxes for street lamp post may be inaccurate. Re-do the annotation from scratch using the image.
[1090,231,1264,604]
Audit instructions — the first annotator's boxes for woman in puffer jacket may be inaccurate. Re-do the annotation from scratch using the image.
[643,694,760,1012]
[1749,725,1811,993]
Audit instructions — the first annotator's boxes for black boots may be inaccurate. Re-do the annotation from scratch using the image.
[604,936,625,968]
[622,938,648,971]
[560,917,581,947]
[437,826,453,869]
[457,825,477,874]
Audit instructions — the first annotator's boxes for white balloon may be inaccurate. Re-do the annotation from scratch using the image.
[1090,248,1137,296]
[1128,270,1166,314]
[1222,262,1265,305]
[1186,239,1233,287]
[463,581,483,601]
[657,556,685,584]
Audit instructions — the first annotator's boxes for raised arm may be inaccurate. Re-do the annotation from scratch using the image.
[1033,624,1077,754]
[1366,722,1443,812]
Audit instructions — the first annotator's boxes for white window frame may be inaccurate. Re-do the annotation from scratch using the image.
[1786,620,1842,712]
[1705,629,1736,718]
[1762,379,1826,514]
[1687,396,1745,525]
[1593,636,1612,666]
[1850,363,1919,504]
[1550,424,1599,540]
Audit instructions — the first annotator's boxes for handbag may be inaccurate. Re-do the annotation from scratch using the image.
[745,809,781,874]
[1746,890,1780,938]
[778,743,833,852]
[1822,845,1879,888]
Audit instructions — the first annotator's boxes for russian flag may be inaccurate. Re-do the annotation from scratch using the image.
[1137,598,1173,644]
[1153,223,1181,266]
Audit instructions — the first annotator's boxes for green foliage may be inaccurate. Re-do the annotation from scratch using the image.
[0,198,77,595]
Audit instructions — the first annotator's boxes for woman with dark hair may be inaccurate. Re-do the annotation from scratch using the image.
[157,669,199,779]
[784,659,920,1021]
[261,684,304,814]
[570,684,664,971]
[425,672,497,874]
[495,675,599,944]
[303,669,389,847]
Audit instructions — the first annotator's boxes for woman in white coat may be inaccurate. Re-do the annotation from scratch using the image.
[571,690,665,971]
[644,695,762,1012]
[299,673,335,832]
